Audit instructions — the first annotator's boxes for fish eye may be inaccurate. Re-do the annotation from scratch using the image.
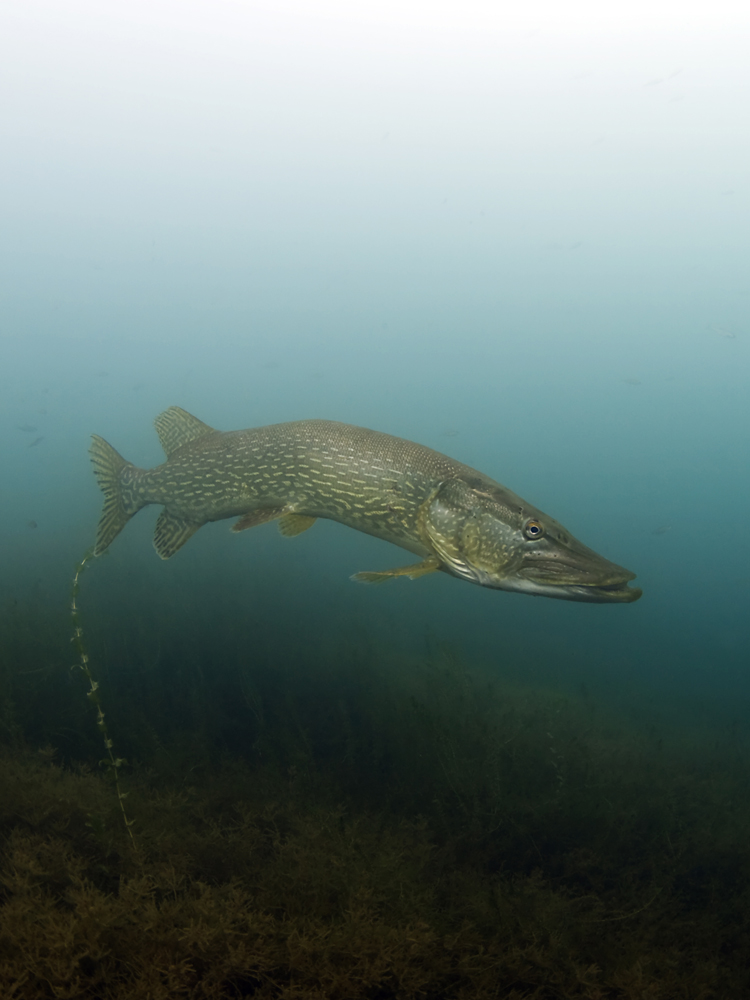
[523,519,544,540]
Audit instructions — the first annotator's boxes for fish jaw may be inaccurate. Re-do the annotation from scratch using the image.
[492,573,643,603]
[485,536,643,603]
[458,545,642,602]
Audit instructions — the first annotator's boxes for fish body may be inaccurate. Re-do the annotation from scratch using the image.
[90,407,641,603]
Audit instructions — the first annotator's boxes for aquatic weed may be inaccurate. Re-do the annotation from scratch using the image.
[70,552,137,852]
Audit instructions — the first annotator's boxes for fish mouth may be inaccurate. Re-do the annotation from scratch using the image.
[552,580,642,604]
[511,557,643,603]
[500,574,642,603]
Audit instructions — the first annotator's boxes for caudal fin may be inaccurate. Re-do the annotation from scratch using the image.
[89,435,140,555]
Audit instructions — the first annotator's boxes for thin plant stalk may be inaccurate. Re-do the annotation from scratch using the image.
[71,551,137,851]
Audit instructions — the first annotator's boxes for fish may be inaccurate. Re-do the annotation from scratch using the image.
[89,407,642,604]
[27,436,43,448]
[707,323,736,340]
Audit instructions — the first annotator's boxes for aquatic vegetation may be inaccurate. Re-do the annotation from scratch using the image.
[70,552,137,851]
[1,594,750,997]
[0,730,748,999]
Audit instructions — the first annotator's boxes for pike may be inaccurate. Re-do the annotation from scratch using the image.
[90,407,642,603]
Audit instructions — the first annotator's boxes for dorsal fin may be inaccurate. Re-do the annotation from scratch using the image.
[154,407,216,458]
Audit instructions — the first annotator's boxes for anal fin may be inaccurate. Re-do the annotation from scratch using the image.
[278,513,316,537]
[154,510,202,559]
[351,556,441,584]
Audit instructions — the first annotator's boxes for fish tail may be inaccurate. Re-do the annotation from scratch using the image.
[89,435,143,555]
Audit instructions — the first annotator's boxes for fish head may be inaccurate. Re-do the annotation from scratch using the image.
[418,478,642,603]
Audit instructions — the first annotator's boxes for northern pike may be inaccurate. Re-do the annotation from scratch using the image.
[90,407,642,603]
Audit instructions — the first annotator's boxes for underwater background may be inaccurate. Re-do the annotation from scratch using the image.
[1,1,749,997]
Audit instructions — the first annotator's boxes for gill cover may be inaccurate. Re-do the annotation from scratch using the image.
[417,479,515,585]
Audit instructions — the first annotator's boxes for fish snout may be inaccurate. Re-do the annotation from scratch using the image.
[518,542,642,603]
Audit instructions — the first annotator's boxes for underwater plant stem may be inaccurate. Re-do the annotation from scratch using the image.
[71,551,138,852]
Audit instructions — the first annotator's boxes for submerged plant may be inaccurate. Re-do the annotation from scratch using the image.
[70,551,137,852]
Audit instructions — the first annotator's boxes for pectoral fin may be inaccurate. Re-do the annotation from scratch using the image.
[352,556,441,584]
